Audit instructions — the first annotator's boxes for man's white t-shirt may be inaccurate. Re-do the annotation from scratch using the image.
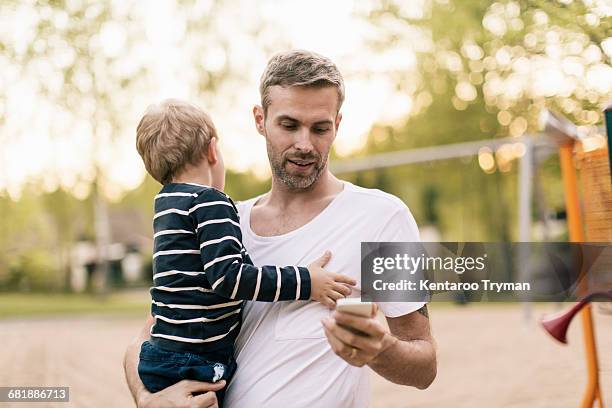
[224,181,424,408]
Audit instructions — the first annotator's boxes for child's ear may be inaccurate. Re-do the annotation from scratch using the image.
[207,137,218,165]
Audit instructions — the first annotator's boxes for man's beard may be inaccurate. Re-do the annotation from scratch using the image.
[266,141,327,190]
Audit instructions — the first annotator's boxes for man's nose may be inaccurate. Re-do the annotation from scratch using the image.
[293,128,314,152]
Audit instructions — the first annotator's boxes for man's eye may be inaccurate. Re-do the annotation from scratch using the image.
[281,123,297,130]
[314,127,330,134]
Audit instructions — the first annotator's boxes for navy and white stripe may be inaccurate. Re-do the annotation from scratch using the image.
[149,183,311,354]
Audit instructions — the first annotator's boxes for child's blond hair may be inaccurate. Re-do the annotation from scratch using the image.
[136,99,217,184]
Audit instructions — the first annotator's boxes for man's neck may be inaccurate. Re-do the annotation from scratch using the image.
[264,170,344,210]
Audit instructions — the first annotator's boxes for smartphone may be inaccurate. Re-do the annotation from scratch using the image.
[336,298,374,317]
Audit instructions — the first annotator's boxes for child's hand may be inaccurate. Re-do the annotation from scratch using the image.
[307,251,356,309]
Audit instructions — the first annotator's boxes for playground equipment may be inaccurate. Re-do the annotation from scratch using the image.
[540,104,612,408]
[542,291,612,344]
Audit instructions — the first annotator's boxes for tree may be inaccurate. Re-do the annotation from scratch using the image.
[349,0,611,240]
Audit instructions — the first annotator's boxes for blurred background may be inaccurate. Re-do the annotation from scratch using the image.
[0,0,611,407]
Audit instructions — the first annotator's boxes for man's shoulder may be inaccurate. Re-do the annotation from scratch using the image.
[343,182,420,241]
[343,181,408,214]
[235,195,262,217]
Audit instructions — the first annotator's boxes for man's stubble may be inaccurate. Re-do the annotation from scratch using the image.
[264,129,329,191]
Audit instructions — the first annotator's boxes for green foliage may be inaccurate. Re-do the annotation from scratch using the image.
[0,186,90,292]
[353,0,610,240]
[225,170,271,202]
[5,250,59,291]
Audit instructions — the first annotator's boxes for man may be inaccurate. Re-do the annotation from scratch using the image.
[124,50,437,408]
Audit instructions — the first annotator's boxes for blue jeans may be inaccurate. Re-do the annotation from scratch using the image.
[138,340,236,406]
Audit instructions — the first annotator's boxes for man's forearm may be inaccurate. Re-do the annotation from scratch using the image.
[123,316,154,406]
[368,333,436,389]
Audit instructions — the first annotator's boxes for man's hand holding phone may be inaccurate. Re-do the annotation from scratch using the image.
[322,299,395,367]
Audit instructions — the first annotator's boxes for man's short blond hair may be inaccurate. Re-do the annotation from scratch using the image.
[135,99,217,185]
[259,50,345,114]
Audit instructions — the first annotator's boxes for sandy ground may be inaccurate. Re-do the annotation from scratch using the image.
[0,304,610,408]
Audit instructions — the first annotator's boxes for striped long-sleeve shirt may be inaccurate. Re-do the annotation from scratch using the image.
[149,182,311,354]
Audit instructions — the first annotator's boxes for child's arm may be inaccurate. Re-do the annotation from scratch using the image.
[190,189,354,306]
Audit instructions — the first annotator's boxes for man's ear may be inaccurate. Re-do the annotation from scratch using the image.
[335,112,343,132]
[253,105,266,136]
[206,137,219,165]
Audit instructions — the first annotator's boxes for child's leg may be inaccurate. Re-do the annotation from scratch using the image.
[138,340,191,392]
[138,340,236,406]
